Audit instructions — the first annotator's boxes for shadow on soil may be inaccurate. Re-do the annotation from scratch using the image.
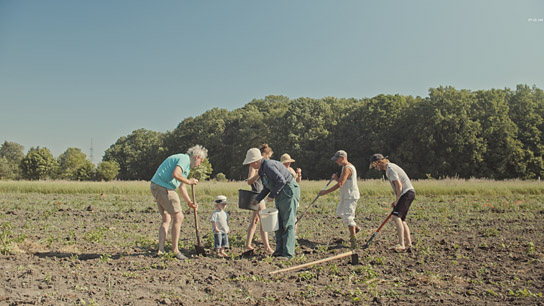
[34,251,152,261]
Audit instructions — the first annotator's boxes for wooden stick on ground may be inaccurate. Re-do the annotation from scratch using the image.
[269,251,353,275]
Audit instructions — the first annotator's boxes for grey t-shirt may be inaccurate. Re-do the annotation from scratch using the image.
[386,163,414,197]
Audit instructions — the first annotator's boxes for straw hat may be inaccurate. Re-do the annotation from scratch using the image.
[280,153,295,163]
[242,148,263,165]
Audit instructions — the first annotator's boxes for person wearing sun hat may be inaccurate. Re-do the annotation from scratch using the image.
[369,153,415,252]
[243,148,300,259]
[280,153,302,183]
[319,150,361,249]
[244,144,274,254]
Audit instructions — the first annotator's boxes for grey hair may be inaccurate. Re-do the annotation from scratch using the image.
[187,145,208,159]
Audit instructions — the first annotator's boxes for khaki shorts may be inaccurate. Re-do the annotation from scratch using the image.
[150,182,182,215]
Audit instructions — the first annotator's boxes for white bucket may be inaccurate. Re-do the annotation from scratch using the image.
[259,208,279,232]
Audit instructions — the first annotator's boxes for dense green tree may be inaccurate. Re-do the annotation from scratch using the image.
[188,158,213,181]
[272,97,337,179]
[73,160,96,181]
[472,89,526,178]
[507,85,544,178]
[219,103,273,180]
[164,108,228,178]
[57,147,89,180]
[98,85,544,181]
[215,172,227,181]
[20,147,58,180]
[96,160,120,181]
[396,87,485,178]
[104,129,166,180]
[0,141,24,179]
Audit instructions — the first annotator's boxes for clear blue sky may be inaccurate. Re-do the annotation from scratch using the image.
[1,0,542,162]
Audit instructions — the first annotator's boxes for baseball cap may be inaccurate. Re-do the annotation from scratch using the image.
[369,153,388,169]
[331,150,347,161]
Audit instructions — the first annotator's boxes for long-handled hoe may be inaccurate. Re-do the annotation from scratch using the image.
[191,185,207,256]
[295,178,334,225]
[361,212,392,250]
[269,212,393,275]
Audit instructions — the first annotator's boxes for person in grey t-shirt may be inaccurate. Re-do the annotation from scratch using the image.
[369,154,415,252]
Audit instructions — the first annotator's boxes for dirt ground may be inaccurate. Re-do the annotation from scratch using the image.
[1,193,543,305]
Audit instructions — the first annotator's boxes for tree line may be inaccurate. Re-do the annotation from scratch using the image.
[0,144,119,181]
[2,85,543,181]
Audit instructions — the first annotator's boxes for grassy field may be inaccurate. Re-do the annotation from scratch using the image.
[0,179,543,305]
[1,178,542,196]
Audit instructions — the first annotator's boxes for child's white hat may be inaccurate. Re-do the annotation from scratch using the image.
[215,195,227,204]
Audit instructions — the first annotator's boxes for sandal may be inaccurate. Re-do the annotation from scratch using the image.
[391,244,406,253]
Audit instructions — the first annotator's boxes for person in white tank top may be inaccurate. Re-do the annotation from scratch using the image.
[319,150,361,249]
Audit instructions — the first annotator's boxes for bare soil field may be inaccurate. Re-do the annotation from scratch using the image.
[1,190,543,305]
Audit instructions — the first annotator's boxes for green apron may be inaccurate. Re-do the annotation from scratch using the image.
[262,176,300,258]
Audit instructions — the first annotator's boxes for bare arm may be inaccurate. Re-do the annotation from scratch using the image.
[391,180,403,207]
[319,167,351,196]
[172,166,198,209]
[295,168,302,183]
[211,221,219,233]
[247,167,259,185]
[172,166,197,185]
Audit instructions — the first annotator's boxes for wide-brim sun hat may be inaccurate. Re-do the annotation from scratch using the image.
[280,153,295,163]
[242,148,263,165]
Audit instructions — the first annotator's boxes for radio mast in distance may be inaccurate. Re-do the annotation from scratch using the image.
[90,138,94,164]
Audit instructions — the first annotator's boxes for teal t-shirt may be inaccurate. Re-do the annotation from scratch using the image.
[151,154,191,190]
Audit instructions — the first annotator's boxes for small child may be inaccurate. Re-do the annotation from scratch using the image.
[210,195,230,257]
[319,150,361,249]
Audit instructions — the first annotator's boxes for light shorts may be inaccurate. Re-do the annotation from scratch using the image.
[337,197,358,227]
[150,182,182,215]
[214,232,229,249]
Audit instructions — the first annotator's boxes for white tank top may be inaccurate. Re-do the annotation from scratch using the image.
[340,164,360,200]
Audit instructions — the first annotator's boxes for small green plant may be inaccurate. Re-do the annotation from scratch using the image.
[99,253,111,262]
[0,222,15,255]
[43,273,53,285]
[133,235,156,250]
[508,288,542,298]
[371,256,386,265]
[353,264,378,281]
[481,228,499,237]
[526,242,535,256]
[297,271,317,281]
[83,227,107,243]
[328,264,340,276]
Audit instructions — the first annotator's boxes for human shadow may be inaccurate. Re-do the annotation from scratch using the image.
[34,251,152,261]
[297,238,347,252]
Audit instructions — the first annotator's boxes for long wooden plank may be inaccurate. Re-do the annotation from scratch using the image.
[269,251,353,275]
